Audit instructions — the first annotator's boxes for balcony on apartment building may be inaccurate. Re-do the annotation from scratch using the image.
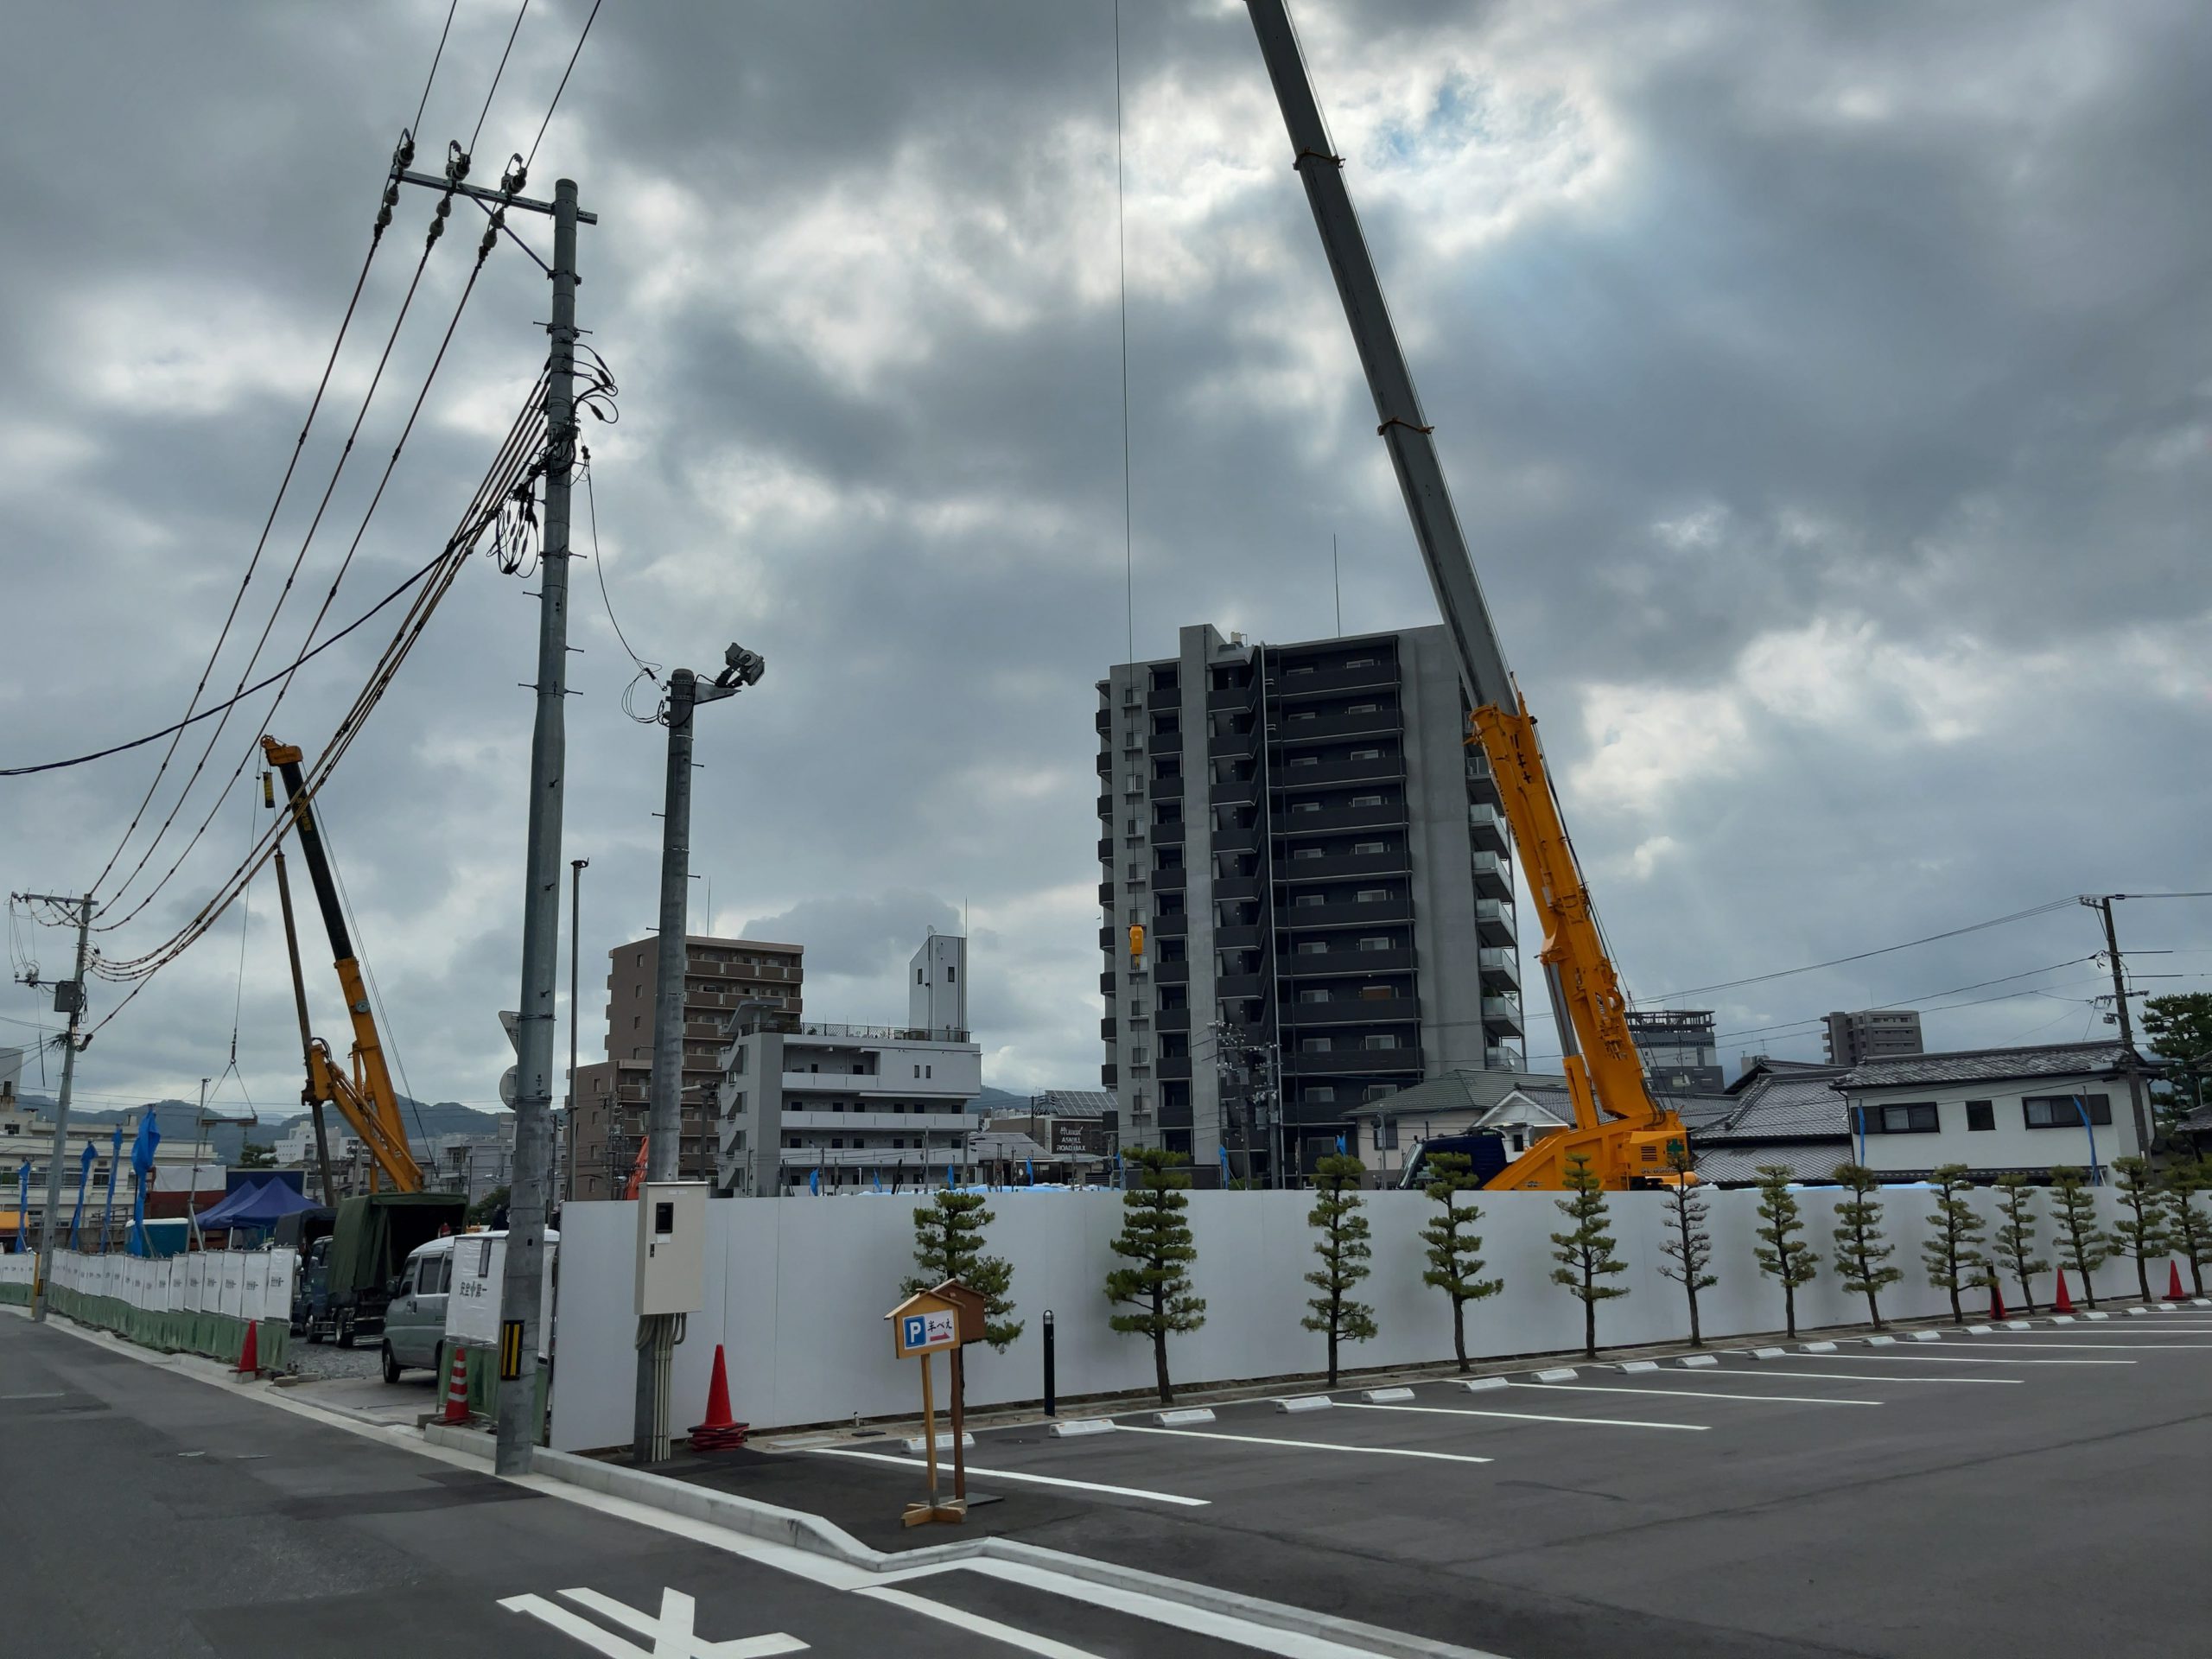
[1267,706,1400,744]
[1288,995,1421,1027]
[1478,946,1520,989]
[1475,899,1516,946]
[1270,755,1406,792]
[1465,753,1502,806]
[1276,801,1404,835]
[1481,995,1525,1038]
[1267,661,1397,699]
[1274,849,1408,883]
[1286,1045,1423,1075]
[1277,895,1414,930]
[1471,852,1513,901]
[1468,804,1510,854]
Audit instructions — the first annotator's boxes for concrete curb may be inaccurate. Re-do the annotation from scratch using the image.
[1274,1395,1334,1414]
[424,1421,493,1459]
[1360,1387,1417,1403]
[1460,1376,1509,1392]
[1049,1419,1115,1438]
[1529,1367,1579,1382]
[527,1447,1503,1659]
[1675,1355,1719,1368]
[1608,1361,1659,1374]
[1154,1407,1216,1427]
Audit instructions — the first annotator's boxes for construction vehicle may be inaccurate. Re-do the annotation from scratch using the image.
[261,736,424,1193]
[1246,3,1686,1189]
[299,1191,467,1348]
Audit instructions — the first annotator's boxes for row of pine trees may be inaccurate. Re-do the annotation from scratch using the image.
[902,1147,2212,1404]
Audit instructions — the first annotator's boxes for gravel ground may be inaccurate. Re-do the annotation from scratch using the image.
[284,1338,381,1380]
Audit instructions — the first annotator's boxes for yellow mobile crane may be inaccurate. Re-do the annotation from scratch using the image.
[261,737,423,1192]
[1246,3,1686,1189]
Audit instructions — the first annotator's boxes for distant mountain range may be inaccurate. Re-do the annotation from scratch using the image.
[14,1096,504,1164]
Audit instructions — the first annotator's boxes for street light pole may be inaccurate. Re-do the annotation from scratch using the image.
[18,890,92,1321]
[634,648,763,1465]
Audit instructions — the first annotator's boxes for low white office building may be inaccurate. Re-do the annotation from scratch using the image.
[717,936,983,1196]
[1832,1040,2152,1180]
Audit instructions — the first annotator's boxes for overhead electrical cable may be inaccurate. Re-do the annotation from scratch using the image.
[99,194,515,936]
[470,0,533,156]
[525,0,603,168]
[96,205,461,924]
[85,181,402,901]
[1647,898,2079,1001]
[412,0,461,135]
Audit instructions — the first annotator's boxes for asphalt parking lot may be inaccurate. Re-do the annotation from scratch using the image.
[753,1300,2212,1659]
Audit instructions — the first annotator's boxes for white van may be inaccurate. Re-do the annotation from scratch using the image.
[380,1227,560,1385]
[380,1235,458,1382]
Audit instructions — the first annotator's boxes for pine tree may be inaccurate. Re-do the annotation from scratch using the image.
[1751,1165,1818,1338]
[1993,1173,2049,1313]
[1829,1163,1904,1329]
[2164,1159,2211,1298]
[1419,1151,1502,1372]
[1655,1145,1716,1345]
[904,1190,1020,1349]
[1104,1146,1207,1403]
[2108,1156,2173,1304]
[1549,1151,1627,1359]
[2048,1167,2113,1308]
[1302,1154,1378,1386]
[1921,1164,1988,1325]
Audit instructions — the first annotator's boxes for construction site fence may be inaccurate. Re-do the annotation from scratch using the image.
[0,1247,294,1370]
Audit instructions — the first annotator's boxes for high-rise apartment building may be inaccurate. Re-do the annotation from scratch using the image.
[566,932,804,1200]
[1097,623,1523,1179]
[1823,1008,1924,1068]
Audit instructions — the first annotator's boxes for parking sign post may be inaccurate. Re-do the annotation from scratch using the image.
[885,1280,987,1527]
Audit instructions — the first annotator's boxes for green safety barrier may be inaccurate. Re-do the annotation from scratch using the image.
[455,1341,550,1433]
[18,1277,290,1370]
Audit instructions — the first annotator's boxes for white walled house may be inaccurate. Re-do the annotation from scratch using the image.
[716,936,982,1196]
[1832,1041,2152,1180]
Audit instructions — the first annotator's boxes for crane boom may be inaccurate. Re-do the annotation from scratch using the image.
[1244,0,1686,1188]
[261,737,423,1193]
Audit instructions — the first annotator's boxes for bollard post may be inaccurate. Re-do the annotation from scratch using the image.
[1043,1308,1057,1417]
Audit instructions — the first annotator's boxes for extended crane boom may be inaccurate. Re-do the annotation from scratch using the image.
[1245,0,1686,1188]
[261,737,423,1193]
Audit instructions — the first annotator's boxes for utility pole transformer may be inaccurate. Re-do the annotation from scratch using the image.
[17,892,93,1322]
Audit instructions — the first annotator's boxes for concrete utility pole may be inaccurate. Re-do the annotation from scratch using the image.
[635,652,761,1464]
[2086,894,2151,1160]
[16,891,93,1322]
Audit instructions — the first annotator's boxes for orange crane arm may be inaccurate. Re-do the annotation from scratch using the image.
[1245,1,1687,1187]
[262,737,423,1193]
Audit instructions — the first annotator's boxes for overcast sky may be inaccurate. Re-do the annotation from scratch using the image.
[3,0,2208,1122]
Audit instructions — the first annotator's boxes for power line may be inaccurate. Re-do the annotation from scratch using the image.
[470,0,534,156]
[0,546,459,778]
[411,0,461,135]
[99,197,512,937]
[84,175,402,901]
[1647,898,2079,1001]
[526,0,603,169]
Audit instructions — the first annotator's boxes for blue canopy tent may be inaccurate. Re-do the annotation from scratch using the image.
[194,1178,317,1234]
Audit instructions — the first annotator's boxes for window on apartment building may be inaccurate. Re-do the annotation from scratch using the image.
[1347,702,1379,715]
[1300,1037,1333,1053]
[1374,1120,1399,1151]
[1294,893,1325,908]
[1859,1102,1940,1134]
[1130,1046,1149,1065]
[1344,657,1377,670]
[1350,748,1382,761]
[1152,666,1179,693]
[1289,755,1319,768]
[1350,794,1384,808]
[1295,940,1329,956]
[916,968,925,983]
[785,1135,800,1148]
[2024,1095,2112,1129]
[1290,801,1320,815]
[1966,1100,1994,1131]
[1307,1085,1337,1103]
[632,1015,640,1030]
[1300,988,1332,1003]
[1362,1034,1395,1052]
[1155,847,1183,870]
[1153,712,1179,736]
[1292,847,1323,861]
[1352,841,1388,855]
[1357,937,1394,951]
[1363,1084,1394,1103]
[946,967,956,984]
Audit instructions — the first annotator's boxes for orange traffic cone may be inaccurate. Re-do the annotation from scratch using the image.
[689,1344,747,1452]
[444,1345,471,1425]
[1988,1280,2006,1320]
[2167,1261,2187,1301]
[2052,1269,2073,1314]
[236,1320,260,1380]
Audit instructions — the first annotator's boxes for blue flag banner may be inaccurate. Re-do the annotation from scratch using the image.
[1335,1133,1346,1156]
[1025,1159,1034,1185]
[99,1125,122,1254]
[946,1163,956,1189]
[128,1110,162,1256]
[67,1141,94,1248]
[872,1169,883,1193]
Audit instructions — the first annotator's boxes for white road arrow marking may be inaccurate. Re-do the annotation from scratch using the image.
[499,1586,808,1656]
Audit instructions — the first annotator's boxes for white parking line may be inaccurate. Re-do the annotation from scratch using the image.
[858,1585,1104,1659]
[1113,1422,1496,1463]
[1698,1368,2022,1386]
[802,1447,1208,1507]
[1510,1382,1881,1407]
[1333,1400,1708,1432]
[1945,1340,2212,1351]
[1785,1352,2132,1366]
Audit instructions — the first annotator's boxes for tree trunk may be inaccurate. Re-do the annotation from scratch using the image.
[1582,1289,1596,1359]
[2135,1252,2151,1303]
[1947,1275,1963,1325]
[1688,1288,1702,1348]
[1783,1280,1797,1338]
[1865,1287,1881,1329]
[2080,1256,2097,1309]
[2192,1254,2204,1298]
[2014,1269,2033,1314]
[1153,1283,1172,1404]
[1452,1302,1468,1372]
[1326,1318,1338,1389]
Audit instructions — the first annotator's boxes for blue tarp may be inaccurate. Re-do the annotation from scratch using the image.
[194,1178,318,1230]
